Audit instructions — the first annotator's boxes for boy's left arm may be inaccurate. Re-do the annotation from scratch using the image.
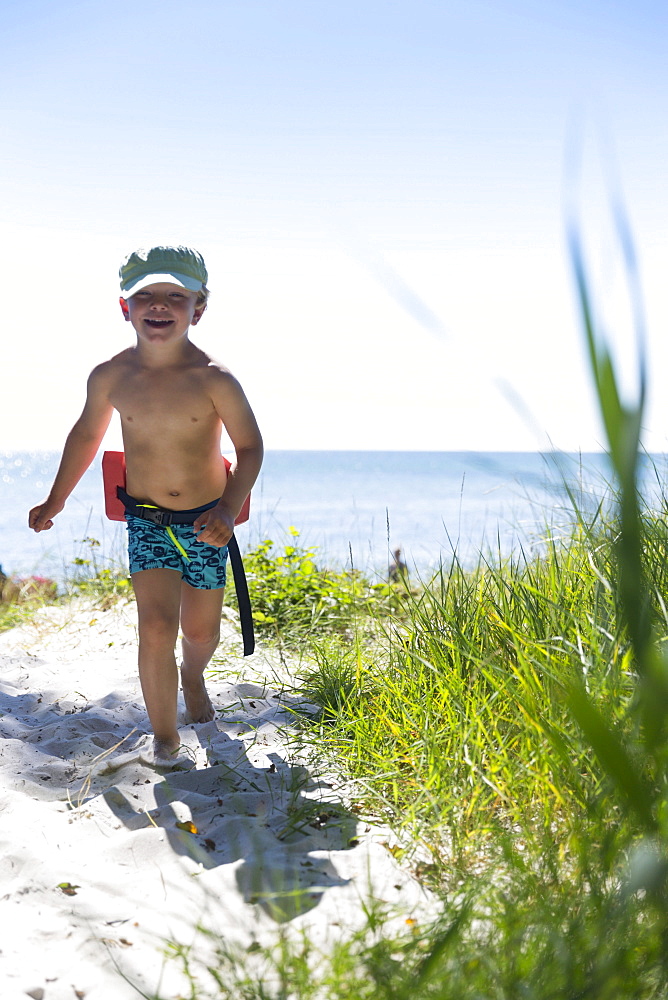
[193,371,263,547]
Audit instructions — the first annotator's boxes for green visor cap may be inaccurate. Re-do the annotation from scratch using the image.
[119,246,208,298]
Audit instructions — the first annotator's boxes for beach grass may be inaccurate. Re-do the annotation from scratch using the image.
[0,533,132,630]
[154,227,668,995]
[8,439,666,996]
[180,507,663,998]
[6,236,668,995]
[144,473,668,1000]
[6,480,666,994]
[65,533,133,607]
[4,508,663,993]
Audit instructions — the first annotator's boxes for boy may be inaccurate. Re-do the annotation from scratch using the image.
[29,246,263,764]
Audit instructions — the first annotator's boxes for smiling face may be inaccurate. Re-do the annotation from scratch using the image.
[119,282,205,344]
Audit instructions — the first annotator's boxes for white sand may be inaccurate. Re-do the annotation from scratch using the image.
[0,600,436,1000]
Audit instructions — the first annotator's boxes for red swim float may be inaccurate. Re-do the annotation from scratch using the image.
[102,451,250,524]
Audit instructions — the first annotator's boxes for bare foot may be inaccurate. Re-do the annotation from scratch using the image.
[143,736,195,770]
[153,735,180,761]
[180,667,215,724]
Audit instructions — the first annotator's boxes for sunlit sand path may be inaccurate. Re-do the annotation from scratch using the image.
[0,599,436,999]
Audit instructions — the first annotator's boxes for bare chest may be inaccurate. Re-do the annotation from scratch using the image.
[110,370,214,428]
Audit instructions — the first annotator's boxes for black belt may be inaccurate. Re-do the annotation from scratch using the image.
[118,486,255,656]
[117,487,217,526]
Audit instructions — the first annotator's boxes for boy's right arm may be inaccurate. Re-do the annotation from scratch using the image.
[28,366,114,532]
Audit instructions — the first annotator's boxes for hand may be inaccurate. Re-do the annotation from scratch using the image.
[193,503,235,548]
[28,499,64,532]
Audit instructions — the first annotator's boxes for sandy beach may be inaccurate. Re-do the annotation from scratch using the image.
[0,599,435,1000]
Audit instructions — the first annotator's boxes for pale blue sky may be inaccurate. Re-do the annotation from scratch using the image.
[1,0,667,451]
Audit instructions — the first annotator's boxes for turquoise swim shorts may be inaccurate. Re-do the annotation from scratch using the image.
[126,514,228,589]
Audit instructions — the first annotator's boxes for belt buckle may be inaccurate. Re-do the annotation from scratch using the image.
[142,508,171,526]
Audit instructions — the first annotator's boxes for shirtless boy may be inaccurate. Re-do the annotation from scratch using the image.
[29,246,263,763]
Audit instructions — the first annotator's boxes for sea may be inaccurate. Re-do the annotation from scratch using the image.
[2,450,666,584]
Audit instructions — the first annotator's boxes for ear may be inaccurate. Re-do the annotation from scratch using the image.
[119,296,130,321]
[191,304,206,326]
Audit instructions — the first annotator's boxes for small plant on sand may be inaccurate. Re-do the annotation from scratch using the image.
[229,528,388,645]
[67,536,132,608]
[0,569,59,632]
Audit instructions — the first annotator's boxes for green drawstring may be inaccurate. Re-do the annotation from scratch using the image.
[166,526,190,560]
[137,504,190,562]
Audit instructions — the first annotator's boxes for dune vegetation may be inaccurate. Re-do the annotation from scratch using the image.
[166,231,668,997]
[4,231,667,998]
[200,485,667,997]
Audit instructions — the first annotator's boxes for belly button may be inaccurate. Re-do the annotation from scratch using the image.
[169,491,180,497]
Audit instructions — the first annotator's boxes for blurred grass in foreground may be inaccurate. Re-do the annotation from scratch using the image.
[193,493,667,998]
[158,223,668,994]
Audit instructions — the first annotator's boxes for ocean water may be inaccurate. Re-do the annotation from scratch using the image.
[1,449,662,584]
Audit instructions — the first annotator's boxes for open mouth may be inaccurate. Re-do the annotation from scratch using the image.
[145,319,173,329]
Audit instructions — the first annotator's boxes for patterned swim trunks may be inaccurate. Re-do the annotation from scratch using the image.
[126,514,228,589]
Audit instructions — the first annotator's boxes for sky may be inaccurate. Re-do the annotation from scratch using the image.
[1,0,667,453]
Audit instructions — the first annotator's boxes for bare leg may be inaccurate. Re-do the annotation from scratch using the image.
[132,569,182,759]
[180,582,225,723]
